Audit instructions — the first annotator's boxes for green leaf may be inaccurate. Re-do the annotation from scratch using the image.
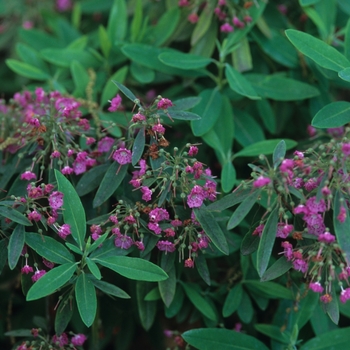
[170,97,202,110]
[234,109,265,147]
[260,257,292,282]
[136,281,157,331]
[93,256,168,281]
[91,279,130,298]
[165,287,184,318]
[227,190,260,230]
[255,324,290,344]
[193,207,229,255]
[86,258,101,280]
[247,74,320,101]
[130,0,142,42]
[40,49,99,68]
[234,139,297,158]
[76,163,110,196]
[257,207,279,277]
[107,0,127,42]
[144,287,161,301]
[99,25,111,58]
[191,6,213,46]
[345,18,350,61]
[312,101,350,128]
[300,327,350,350]
[25,232,75,264]
[223,283,243,318]
[0,240,7,275]
[159,52,212,70]
[158,266,176,307]
[191,89,222,136]
[132,128,145,166]
[93,162,128,208]
[195,254,211,286]
[273,140,286,169]
[206,188,252,211]
[182,328,269,350]
[333,190,350,259]
[27,263,77,301]
[112,81,139,104]
[16,43,49,72]
[241,229,260,255]
[166,110,201,121]
[285,29,350,71]
[54,297,73,335]
[338,67,350,82]
[296,290,319,329]
[130,62,155,83]
[225,64,260,100]
[89,238,130,260]
[299,0,320,5]
[151,7,180,46]
[0,206,32,226]
[221,162,236,194]
[55,170,86,250]
[180,282,217,321]
[6,59,49,80]
[244,280,294,300]
[75,273,97,327]
[101,66,128,106]
[8,225,25,270]
[70,60,89,97]
[256,99,276,134]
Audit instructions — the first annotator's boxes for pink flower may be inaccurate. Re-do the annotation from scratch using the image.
[42,258,55,269]
[342,143,350,156]
[309,282,324,293]
[141,186,152,202]
[148,222,162,234]
[132,113,146,123]
[61,166,74,175]
[187,185,205,208]
[49,191,64,210]
[56,0,72,11]
[108,94,122,112]
[21,171,37,181]
[114,235,133,249]
[340,288,350,303]
[71,333,87,346]
[320,294,332,303]
[318,232,336,244]
[152,123,165,134]
[22,21,33,30]
[134,241,145,251]
[157,98,173,110]
[276,223,293,238]
[86,137,96,145]
[253,176,271,188]
[232,16,245,28]
[157,240,176,253]
[187,13,199,23]
[149,208,169,222]
[58,224,71,239]
[293,259,308,273]
[98,137,114,152]
[337,206,347,223]
[28,210,41,222]
[184,258,194,268]
[112,148,132,165]
[52,333,69,347]
[32,269,46,282]
[305,196,326,213]
[21,265,34,274]
[220,23,234,33]
[51,150,61,158]
[188,146,198,156]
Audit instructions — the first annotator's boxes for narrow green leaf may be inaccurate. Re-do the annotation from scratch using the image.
[93,162,128,208]
[0,240,7,275]
[107,0,127,42]
[255,324,290,344]
[296,290,319,329]
[333,190,350,260]
[100,66,128,106]
[54,297,73,335]
[191,89,222,136]
[181,282,217,321]
[260,257,292,282]
[193,207,229,255]
[300,327,350,350]
[91,279,130,298]
[244,280,293,300]
[206,188,252,211]
[6,59,49,80]
[227,190,260,230]
[225,64,260,100]
[166,111,201,121]
[76,163,110,196]
[159,52,212,70]
[182,328,269,350]
[94,256,168,281]
[158,266,176,307]
[132,128,145,166]
[191,6,213,46]
[16,43,49,72]
[312,101,350,128]
[256,99,276,134]
[257,207,279,277]
[27,263,77,301]
[55,170,86,250]
[345,18,350,61]
[75,273,97,327]
[8,225,25,270]
[40,49,99,68]
[285,29,350,71]
[169,97,202,111]
[136,281,157,331]
[338,67,350,82]
[223,283,243,318]
[221,162,236,193]
[86,258,101,280]
[98,25,111,58]
[70,60,89,97]
[299,0,320,5]
[130,0,142,42]
[273,140,286,169]
[113,81,139,104]
[241,229,260,255]
[25,232,75,264]
[0,206,32,226]
[144,287,161,301]
[130,62,155,83]
[195,254,211,286]
[234,139,297,158]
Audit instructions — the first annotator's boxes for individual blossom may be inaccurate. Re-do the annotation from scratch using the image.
[21,171,36,181]
[71,333,87,346]
[152,123,165,134]
[232,16,245,28]
[51,150,61,158]
[188,13,199,23]
[52,333,69,347]
[184,258,194,268]
[49,191,64,210]
[276,223,293,239]
[148,222,162,235]
[108,94,122,112]
[340,288,350,303]
[149,208,170,222]
[98,136,114,153]
[28,210,41,222]
[58,224,71,239]
[220,23,234,33]
[327,127,344,137]
[113,148,132,165]
[56,0,72,12]
[281,241,293,260]
[305,197,326,213]
[188,145,198,156]
[337,206,347,223]
[320,294,332,303]
[141,186,152,202]
[252,224,265,237]
[21,264,34,274]
[157,240,176,253]
[32,269,46,282]
[253,176,271,188]
[318,231,336,244]
[134,241,145,251]
[42,258,54,269]
[61,166,74,175]
[309,282,324,293]
[114,235,133,249]
[132,113,146,123]
[187,185,205,208]
[90,224,102,240]
[86,137,96,145]
[157,98,173,110]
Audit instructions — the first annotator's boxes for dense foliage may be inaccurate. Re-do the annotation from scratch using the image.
[2,0,350,349]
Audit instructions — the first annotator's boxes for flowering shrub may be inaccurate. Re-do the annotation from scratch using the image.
[2,0,350,349]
